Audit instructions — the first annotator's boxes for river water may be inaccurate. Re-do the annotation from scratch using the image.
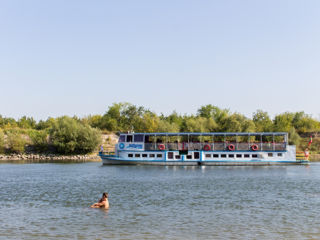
[0,162,320,240]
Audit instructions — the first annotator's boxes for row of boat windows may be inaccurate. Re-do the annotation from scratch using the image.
[127,152,283,159]
[128,153,163,158]
[205,153,258,158]
[205,153,283,158]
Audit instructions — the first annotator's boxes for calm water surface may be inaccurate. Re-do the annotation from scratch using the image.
[0,162,320,240]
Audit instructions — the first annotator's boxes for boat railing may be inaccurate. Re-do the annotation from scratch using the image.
[144,142,286,151]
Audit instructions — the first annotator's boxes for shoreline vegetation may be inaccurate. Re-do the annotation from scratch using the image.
[1,102,320,161]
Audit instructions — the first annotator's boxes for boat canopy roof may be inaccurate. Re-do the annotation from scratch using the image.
[120,132,287,136]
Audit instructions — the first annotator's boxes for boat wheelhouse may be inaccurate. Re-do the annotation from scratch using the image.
[99,132,308,165]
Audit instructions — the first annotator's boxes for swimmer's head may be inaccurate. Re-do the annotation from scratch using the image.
[102,192,108,198]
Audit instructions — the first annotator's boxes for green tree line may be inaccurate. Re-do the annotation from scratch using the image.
[0,102,320,154]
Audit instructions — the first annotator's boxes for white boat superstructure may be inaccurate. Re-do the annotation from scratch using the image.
[99,132,308,165]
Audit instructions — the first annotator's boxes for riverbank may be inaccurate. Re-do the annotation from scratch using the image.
[0,153,100,161]
[0,153,319,162]
[310,154,320,161]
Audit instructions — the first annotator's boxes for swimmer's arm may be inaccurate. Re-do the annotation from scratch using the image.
[91,201,106,208]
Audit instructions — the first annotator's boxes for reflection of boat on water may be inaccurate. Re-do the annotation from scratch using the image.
[99,132,309,165]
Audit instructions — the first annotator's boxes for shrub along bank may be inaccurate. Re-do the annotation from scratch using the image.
[0,116,101,155]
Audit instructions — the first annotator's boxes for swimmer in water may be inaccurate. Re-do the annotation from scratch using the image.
[91,192,109,209]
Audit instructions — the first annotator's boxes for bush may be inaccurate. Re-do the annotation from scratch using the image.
[49,116,101,154]
[288,127,301,146]
[29,130,48,152]
[0,129,5,154]
[7,132,26,153]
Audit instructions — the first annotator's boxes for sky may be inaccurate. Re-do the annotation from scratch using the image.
[1,0,320,121]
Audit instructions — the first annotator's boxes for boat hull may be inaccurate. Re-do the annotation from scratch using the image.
[99,154,309,166]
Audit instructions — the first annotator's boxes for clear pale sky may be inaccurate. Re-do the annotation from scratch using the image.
[1,0,320,120]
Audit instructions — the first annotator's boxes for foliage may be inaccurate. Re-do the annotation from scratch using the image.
[6,132,26,153]
[253,110,273,132]
[292,112,319,133]
[17,116,36,129]
[36,117,56,130]
[28,130,48,152]
[49,116,101,154]
[288,127,301,146]
[273,112,294,132]
[2,102,320,154]
[0,129,4,154]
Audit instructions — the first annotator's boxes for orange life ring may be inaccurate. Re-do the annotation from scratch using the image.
[203,144,211,151]
[228,144,235,151]
[251,144,258,151]
[158,144,165,150]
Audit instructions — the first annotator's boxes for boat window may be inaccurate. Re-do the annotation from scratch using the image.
[213,154,219,158]
[205,154,211,158]
[142,154,148,158]
[128,154,133,158]
[134,135,144,142]
[194,152,200,159]
[148,135,157,143]
[175,155,181,159]
[187,155,192,159]
[156,136,166,143]
[252,154,258,158]
[244,154,250,158]
[226,135,237,144]
[149,154,155,158]
[214,135,225,143]
[181,135,188,143]
[189,135,201,143]
[268,153,273,157]
[119,135,125,142]
[228,154,234,158]
[277,153,283,157]
[135,154,140,158]
[202,136,213,143]
[236,154,242,158]
[168,152,174,159]
[127,135,133,142]
[144,135,151,143]
[221,154,226,158]
[157,154,162,158]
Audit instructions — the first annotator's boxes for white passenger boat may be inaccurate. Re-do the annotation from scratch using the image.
[99,132,309,165]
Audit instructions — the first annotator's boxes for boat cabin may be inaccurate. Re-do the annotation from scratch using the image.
[117,132,288,152]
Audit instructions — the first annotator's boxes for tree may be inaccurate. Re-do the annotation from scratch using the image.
[292,112,319,133]
[140,113,159,132]
[0,129,5,153]
[197,105,230,127]
[253,110,273,132]
[36,117,56,130]
[49,116,101,154]
[219,113,255,132]
[288,127,301,146]
[84,115,103,129]
[7,132,26,153]
[29,130,48,152]
[273,112,294,132]
[100,102,149,132]
[18,116,36,129]
[157,120,180,132]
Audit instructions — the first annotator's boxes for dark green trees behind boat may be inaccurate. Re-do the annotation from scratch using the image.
[0,103,319,154]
